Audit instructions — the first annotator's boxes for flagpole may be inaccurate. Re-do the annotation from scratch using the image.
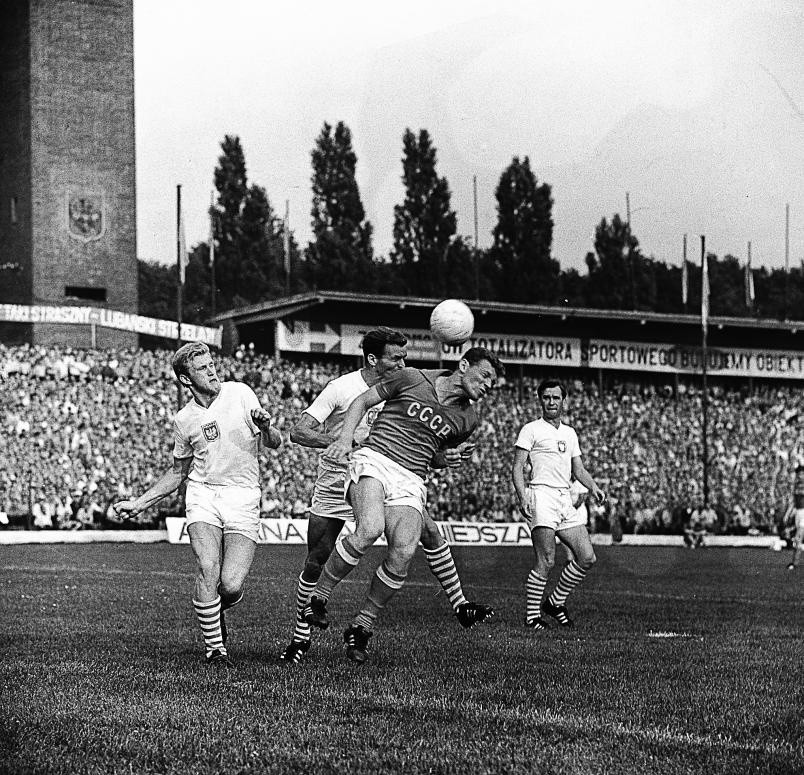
[701,235,709,509]
[176,184,183,346]
[682,233,688,313]
[176,184,183,409]
[209,190,216,320]
[784,204,790,319]
[284,199,291,295]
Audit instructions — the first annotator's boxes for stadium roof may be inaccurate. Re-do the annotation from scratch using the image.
[209,290,804,333]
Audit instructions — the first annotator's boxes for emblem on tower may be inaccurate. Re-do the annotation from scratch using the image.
[67,191,106,242]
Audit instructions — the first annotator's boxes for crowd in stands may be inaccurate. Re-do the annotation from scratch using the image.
[1,343,800,536]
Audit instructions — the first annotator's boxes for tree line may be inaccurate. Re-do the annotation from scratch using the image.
[139,124,804,325]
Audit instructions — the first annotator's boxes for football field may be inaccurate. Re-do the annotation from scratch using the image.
[1,543,801,774]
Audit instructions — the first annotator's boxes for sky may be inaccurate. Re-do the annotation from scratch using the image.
[134,0,804,274]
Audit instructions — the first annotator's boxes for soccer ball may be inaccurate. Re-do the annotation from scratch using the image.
[429,299,475,346]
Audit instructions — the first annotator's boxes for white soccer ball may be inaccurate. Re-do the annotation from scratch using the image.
[429,299,475,346]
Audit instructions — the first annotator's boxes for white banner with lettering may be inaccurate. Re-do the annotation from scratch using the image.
[165,517,534,546]
[0,304,222,347]
[587,339,804,378]
[277,320,581,366]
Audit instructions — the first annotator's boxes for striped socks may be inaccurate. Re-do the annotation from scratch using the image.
[526,570,548,623]
[353,562,406,632]
[424,542,467,612]
[548,561,587,607]
[293,574,316,642]
[193,596,226,658]
[313,537,362,602]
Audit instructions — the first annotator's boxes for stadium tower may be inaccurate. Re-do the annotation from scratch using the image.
[0,0,138,347]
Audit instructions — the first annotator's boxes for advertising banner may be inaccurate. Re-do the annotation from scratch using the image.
[277,320,581,366]
[165,517,534,546]
[587,339,804,379]
[0,304,222,347]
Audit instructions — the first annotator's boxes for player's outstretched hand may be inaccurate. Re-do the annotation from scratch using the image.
[323,437,352,463]
[112,500,139,520]
[591,486,606,505]
[251,408,273,433]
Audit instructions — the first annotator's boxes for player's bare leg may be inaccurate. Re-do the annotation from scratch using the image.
[543,525,596,627]
[304,478,385,629]
[347,505,422,663]
[420,512,493,628]
[188,523,232,666]
[788,527,803,570]
[281,515,344,663]
[526,527,556,630]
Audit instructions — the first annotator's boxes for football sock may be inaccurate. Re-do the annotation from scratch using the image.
[314,536,362,602]
[548,560,587,606]
[353,562,406,632]
[526,570,548,622]
[293,573,316,641]
[193,596,227,658]
[219,586,244,611]
[423,542,467,611]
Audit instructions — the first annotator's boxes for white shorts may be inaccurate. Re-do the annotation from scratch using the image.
[309,458,355,522]
[185,481,261,543]
[347,447,428,516]
[524,485,588,532]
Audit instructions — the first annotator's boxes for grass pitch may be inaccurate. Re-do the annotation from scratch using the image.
[1,543,801,774]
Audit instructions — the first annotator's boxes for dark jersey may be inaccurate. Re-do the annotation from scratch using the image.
[793,478,804,509]
[364,367,478,478]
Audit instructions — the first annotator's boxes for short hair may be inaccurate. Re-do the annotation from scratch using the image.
[361,327,407,360]
[537,379,566,399]
[797,465,804,473]
[460,346,505,378]
[172,342,210,380]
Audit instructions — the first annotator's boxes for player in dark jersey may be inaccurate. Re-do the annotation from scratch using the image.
[782,465,804,570]
[303,346,505,663]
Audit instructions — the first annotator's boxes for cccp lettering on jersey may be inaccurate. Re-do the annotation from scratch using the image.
[405,401,454,438]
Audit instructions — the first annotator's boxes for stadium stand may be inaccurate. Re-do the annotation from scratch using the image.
[1,343,799,536]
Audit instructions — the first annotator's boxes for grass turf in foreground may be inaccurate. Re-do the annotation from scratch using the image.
[0,543,801,774]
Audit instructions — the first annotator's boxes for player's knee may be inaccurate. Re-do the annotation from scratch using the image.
[352,521,384,549]
[302,559,324,581]
[196,556,221,583]
[419,521,443,549]
[385,543,417,575]
[576,551,596,571]
[218,569,245,600]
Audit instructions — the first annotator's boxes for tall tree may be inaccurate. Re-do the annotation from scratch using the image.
[390,128,457,296]
[305,122,374,291]
[489,157,558,304]
[208,135,292,310]
[585,214,636,309]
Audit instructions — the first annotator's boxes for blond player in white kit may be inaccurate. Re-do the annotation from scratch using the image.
[114,342,281,667]
[511,379,605,630]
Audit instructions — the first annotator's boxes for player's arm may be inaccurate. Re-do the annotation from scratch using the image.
[113,456,193,518]
[571,456,606,504]
[511,447,530,519]
[289,412,334,449]
[431,440,477,469]
[251,407,282,449]
[324,386,383,461]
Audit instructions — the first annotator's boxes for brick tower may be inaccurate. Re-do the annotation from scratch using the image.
[0,0,138,347]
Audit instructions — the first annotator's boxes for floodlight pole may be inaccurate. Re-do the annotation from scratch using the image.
[701,235,709,509]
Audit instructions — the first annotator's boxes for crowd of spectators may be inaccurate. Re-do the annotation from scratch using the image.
[1,343,800,536]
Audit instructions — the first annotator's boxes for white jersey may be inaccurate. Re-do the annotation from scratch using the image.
[305,370,384,458]
[515,418,581,489]
[173,381,262,488]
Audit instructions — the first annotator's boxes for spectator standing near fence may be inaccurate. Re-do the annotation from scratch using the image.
[512,379,605,631]
[113,342,281,667]
[782,466,804,570]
